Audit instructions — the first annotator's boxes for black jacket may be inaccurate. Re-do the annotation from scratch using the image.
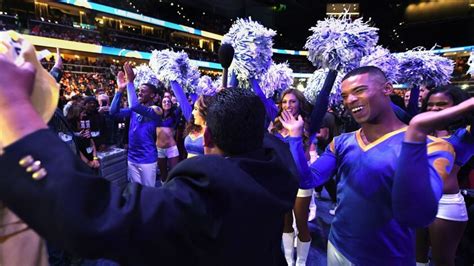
[0,129,298,265]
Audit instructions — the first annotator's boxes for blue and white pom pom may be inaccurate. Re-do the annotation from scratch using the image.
[222,17,276,82]
[467,52,474,76]
[304,14,379,73]
[133,64,160,89]
[360,46,399,83]
[304,68,342,105]
[259,62,294,98]
[395,47,454,87]
[149,49,200,93]
[196,75,218,96]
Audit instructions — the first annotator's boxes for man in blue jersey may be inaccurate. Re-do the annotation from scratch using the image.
[282,66,455,265]
[110,62,162,187]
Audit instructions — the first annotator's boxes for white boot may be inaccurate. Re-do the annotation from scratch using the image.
[308,193,317,221]
[295,237,311,266]
[282,232,295,266]
[416,262,430,266]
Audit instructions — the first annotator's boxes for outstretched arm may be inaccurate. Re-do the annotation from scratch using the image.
[49,48,63,83]
[109,71,131,119]
[250,78,278,122]
[229,71,238,88]
[392,99,474,227]
[406,85,420,116]
[170,81,192,122]
[309,69,337,136]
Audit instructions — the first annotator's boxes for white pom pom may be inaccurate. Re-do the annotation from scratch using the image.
[149,49,200,93]
[360,46,399,83]
[222,17,276,83]
[304,14,379,73]
[133,64,160,89]
[304,69,343,105]
[259,62,294,98]
[467,52,474,76]
[395,47,454,87]
[196,75,218,96]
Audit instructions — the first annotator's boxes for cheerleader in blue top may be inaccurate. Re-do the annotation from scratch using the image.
[184,96,212,158]
[416,85,474,266]
[283,66,458,265]
[156,81,192,183]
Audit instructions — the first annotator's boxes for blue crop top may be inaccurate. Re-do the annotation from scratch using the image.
[443,126,474,166]
[184,134,204,156]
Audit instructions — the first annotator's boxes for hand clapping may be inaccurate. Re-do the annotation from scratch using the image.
[279,110,304,137]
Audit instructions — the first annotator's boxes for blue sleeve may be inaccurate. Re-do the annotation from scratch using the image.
[250,78,278,122]
[287,137,336,189]
[391,102,412,124]
[392,141,452,227]
[170,81,192,122]
[49,67,63,83]
[229,71,238,88]
[109,92,131,119]
[126,83,162,122]
[309,69,338,136]
[126,82,139,109]
[406,85,420,116]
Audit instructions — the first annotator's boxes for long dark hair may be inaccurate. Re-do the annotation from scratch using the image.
[161,96,177,120]
[271,88,312,135]
[66,104,85,132]
[185,95,213,136]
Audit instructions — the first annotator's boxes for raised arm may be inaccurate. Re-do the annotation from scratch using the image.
[392,98,474,227]
[170,81,192,122]
[109,71,131,119]
[406,84,420,116]
[309,69,338,136]
[250,78,278,122]
[229,71,238,88]
[49,48,63,83]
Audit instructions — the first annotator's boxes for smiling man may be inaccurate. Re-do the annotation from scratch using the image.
[110,62,163,187]
[282,66,456,265]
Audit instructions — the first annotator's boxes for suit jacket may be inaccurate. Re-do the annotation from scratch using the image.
[0,129,298,265]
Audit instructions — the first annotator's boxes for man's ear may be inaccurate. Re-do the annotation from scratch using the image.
[203,127,214,148]
[383,82,394,96]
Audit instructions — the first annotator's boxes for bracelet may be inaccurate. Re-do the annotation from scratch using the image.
[93,157,99,160]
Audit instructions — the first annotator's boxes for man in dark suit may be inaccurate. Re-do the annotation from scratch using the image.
[0,55,298,265]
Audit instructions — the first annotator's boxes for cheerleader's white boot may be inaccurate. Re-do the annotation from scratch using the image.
[295,237,311,266]
[282,232,295,266]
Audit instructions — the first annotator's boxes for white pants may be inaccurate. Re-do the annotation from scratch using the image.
[128,162,156,187]
[327,241,354,266]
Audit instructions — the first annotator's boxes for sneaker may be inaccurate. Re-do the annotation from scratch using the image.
[329,204,337,216]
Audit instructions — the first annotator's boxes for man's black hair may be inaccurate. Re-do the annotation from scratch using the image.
[142,81,165,96]
[341,66,388,83]
[206,88,265,156]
